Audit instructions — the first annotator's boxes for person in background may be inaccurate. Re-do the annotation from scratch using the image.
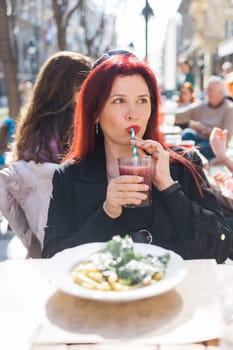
[0,117,15,168]
[175,82,197,130]
[210,127,233,171]
[219,62,233,102]
[176,59,195,89]
[177,82,196,107]
[225,72,233,102]
[42,51,232,263]
[209,126,233,248]
[175,76,233,160]
[221,61,233,80]
[0,51,92,257]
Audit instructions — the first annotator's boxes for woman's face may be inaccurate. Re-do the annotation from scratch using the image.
[179,87,192,103]
[98,74,151,150]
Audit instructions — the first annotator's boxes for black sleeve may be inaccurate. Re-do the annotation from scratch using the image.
[42,168,115,258]
[160,150,232,263]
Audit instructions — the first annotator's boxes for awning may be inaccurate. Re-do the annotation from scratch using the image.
[218,37,233,57]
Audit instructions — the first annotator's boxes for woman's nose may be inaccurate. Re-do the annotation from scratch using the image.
[126,114,135,121]
[126,109,138,121]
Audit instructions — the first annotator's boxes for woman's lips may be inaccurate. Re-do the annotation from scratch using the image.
[126,125,141,134]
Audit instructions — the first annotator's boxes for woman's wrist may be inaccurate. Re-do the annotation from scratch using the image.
[103,201,119,219]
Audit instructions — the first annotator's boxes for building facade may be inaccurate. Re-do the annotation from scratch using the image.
[163,0,233,94]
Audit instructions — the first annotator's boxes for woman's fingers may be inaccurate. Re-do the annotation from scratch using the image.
[108,177,149,197]
[131,138,164,156]
[106,177,149,207]
[113,175,144,184]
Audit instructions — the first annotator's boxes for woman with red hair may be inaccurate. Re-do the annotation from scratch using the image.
[42,51,232,262]
[178,82,196,106]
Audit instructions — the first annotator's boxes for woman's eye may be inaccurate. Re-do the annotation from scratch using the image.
[113,98,124,104]
[138,98,149,104]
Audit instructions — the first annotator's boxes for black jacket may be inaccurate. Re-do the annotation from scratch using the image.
[42,143,232,263]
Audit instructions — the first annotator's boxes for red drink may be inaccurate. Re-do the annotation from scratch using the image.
[118,156,152,208]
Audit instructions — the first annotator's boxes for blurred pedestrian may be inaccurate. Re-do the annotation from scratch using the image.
[209,127,233,240]
[219,62,233,101]
[221,61,233,80]
[210,127,233,171]
[0,117,15,168]
[0,51,92,257]
[177,82,196,107]
[176,58,195,89]
[226,72,233,102]
[175,76,233,160]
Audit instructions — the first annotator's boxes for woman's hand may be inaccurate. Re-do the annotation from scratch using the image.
[132,138,175,191]
[209,127,228,162]
[103,176,148,218]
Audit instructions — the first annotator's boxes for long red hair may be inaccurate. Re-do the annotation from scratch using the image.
[65,54,204,194]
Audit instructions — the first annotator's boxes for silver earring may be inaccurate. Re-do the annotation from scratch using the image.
[95,122,99,135]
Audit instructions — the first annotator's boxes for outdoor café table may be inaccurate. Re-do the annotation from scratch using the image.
[0,258,232,349]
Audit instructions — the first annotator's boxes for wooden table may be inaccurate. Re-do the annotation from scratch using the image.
[0,258,232,349]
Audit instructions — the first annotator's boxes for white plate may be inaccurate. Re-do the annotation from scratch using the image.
[47,242,187,302]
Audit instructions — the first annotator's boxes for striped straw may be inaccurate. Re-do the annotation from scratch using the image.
[131,128,138,158]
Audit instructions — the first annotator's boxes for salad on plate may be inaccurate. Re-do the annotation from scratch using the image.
[71,235,170,291]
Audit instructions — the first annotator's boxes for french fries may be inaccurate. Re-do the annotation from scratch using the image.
[71,235,170,291]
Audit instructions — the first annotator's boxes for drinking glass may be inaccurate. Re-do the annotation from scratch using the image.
[118,155,152,208]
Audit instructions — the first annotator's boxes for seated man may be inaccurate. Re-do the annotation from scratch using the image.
[175,76,233,160]
[0,117,15,167]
